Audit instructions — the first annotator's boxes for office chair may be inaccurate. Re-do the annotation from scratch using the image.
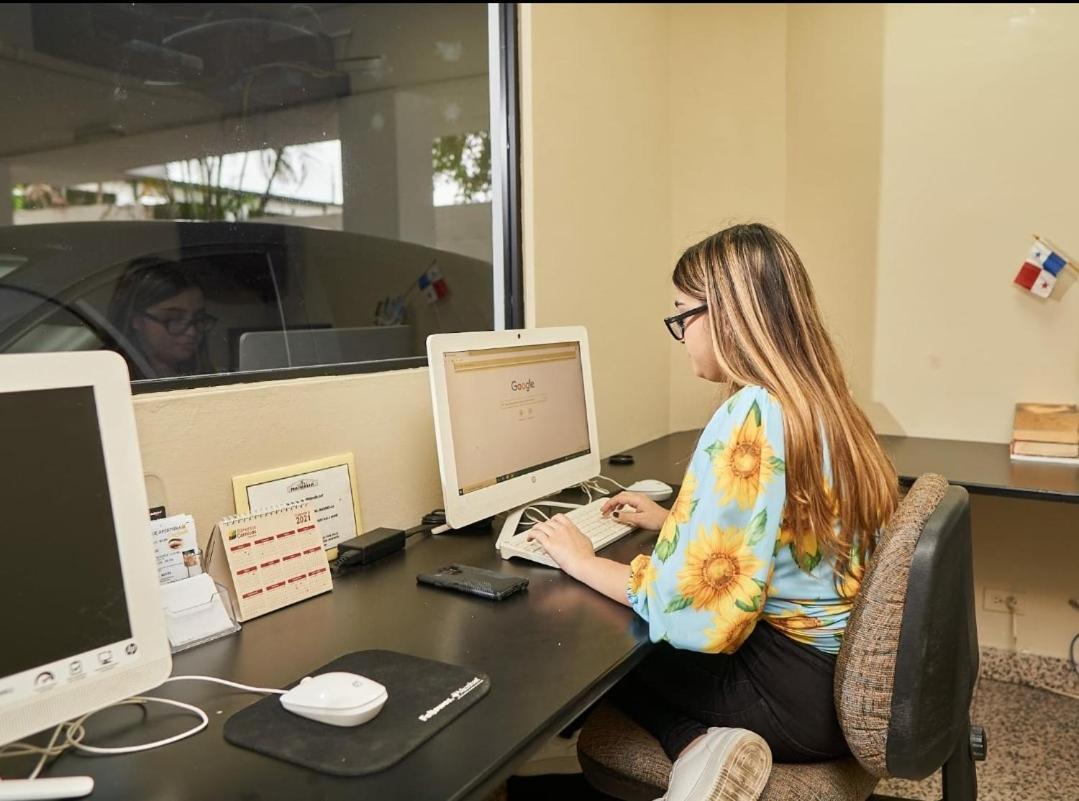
[576,474,988,801]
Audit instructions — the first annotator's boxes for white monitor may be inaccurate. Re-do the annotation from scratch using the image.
[0,352,171,747]
[237,325,415,371]
[426,327,601,529]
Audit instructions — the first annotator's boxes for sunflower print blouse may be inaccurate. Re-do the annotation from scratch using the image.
[626,385,869,656]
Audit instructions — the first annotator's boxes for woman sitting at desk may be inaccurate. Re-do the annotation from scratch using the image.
[528,223,898,801]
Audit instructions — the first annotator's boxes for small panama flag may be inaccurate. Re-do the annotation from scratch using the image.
[1014,237,1072,299]
[417,262,449,304]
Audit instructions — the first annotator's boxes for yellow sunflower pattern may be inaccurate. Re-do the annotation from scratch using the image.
[705,610,760,654]
[655,470,697,562]
[628,554,658,597]
[834,537,867,600]
[669,470,698,524]
[706,400,785,510]
[625,385,872,657]
[765,609,838,647]
[776,513,823,574]
[671,525,765,614]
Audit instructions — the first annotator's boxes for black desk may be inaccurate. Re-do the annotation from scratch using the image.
[23,429,1073,800]
[653,430,1079,504]
[877,434,1079,504]
[23,464,666,801]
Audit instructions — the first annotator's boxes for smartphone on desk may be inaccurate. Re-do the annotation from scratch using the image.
[416,564,529,601]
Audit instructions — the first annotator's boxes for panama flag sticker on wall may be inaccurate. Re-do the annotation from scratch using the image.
[1014,239,1070,299]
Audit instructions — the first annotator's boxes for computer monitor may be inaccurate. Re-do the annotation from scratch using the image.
[0,352,171,747]
[228,323,332,371]
[237,325,416,371]
[426,327,600,529]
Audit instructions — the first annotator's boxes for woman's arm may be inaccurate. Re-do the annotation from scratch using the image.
[624,388,786,652]
[530,386,788,655]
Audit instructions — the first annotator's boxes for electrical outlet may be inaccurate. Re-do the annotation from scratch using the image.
[984,588,1025,614]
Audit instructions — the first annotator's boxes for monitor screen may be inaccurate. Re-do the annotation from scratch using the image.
[442,341,591,496]
[0,386,132,679]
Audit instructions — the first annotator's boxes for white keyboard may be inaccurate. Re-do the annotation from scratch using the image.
[498,499,637,568]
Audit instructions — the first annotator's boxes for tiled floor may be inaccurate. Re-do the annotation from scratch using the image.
[876,678,1079,801]
[502,677,1079,801]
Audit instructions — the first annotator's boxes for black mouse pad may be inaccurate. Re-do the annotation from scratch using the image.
[223,650,490,776]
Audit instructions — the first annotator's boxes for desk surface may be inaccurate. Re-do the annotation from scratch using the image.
[654,430,1079,504]
[19,429,1074,799]
[24,477,662,801]
[878,434,1079,503]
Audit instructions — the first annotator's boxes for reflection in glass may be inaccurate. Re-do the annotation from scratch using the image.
[0,3,498,382]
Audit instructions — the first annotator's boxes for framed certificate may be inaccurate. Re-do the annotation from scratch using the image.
[232,454,362,552]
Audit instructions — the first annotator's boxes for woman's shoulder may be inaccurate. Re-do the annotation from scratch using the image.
[702,384,782,434]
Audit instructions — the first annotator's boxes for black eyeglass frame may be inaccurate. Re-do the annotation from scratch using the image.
[141,310,218,336]
[664,303,708,341]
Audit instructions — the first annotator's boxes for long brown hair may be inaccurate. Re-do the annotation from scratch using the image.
[673,223,898,567]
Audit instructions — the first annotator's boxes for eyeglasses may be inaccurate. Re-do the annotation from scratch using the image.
[141,311,217,336]
[664,304,707,341]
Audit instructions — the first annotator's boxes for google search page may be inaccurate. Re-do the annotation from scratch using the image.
[443,342,591,495]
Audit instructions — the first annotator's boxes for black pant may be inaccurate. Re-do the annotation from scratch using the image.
[610,622,850,763]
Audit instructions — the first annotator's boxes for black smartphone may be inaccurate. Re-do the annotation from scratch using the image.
[416,564,529,601]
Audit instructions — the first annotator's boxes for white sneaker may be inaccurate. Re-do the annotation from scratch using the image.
[657,727,772,801]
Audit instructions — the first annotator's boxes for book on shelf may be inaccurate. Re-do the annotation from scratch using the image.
[1011,402,1079,446]
[1010,440,1079,458]
[1009,452,1079,465]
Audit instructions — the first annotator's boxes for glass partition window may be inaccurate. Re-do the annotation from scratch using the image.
[0,3,508,387]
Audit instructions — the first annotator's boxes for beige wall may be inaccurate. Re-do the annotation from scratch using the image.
[667,3,788,432]
[786,4,885,417]
[521,4,672,456]
[871,4,1079,442]
[775,6,1079,665]
[666,3,1079,443]
[970,495,1077,660]
[135,370,444,553]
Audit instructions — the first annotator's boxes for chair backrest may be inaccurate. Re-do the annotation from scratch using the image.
[834,474,978,780]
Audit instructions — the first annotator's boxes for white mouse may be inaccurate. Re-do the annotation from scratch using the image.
[279,671,388,727]
[626,479,674,502]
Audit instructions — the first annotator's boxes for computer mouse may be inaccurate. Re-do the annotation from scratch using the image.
[279,671,388,727]
[626,479,674,502]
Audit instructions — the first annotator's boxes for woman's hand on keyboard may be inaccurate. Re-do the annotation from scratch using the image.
[527,514,595,576]
[600,492,667,531]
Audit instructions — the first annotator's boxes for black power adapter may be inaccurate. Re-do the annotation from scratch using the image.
[336,527,406,570]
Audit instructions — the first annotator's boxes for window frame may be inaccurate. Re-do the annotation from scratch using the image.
[107,2,521,395]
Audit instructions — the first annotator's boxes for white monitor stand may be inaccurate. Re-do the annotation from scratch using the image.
[0,777,95,801]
